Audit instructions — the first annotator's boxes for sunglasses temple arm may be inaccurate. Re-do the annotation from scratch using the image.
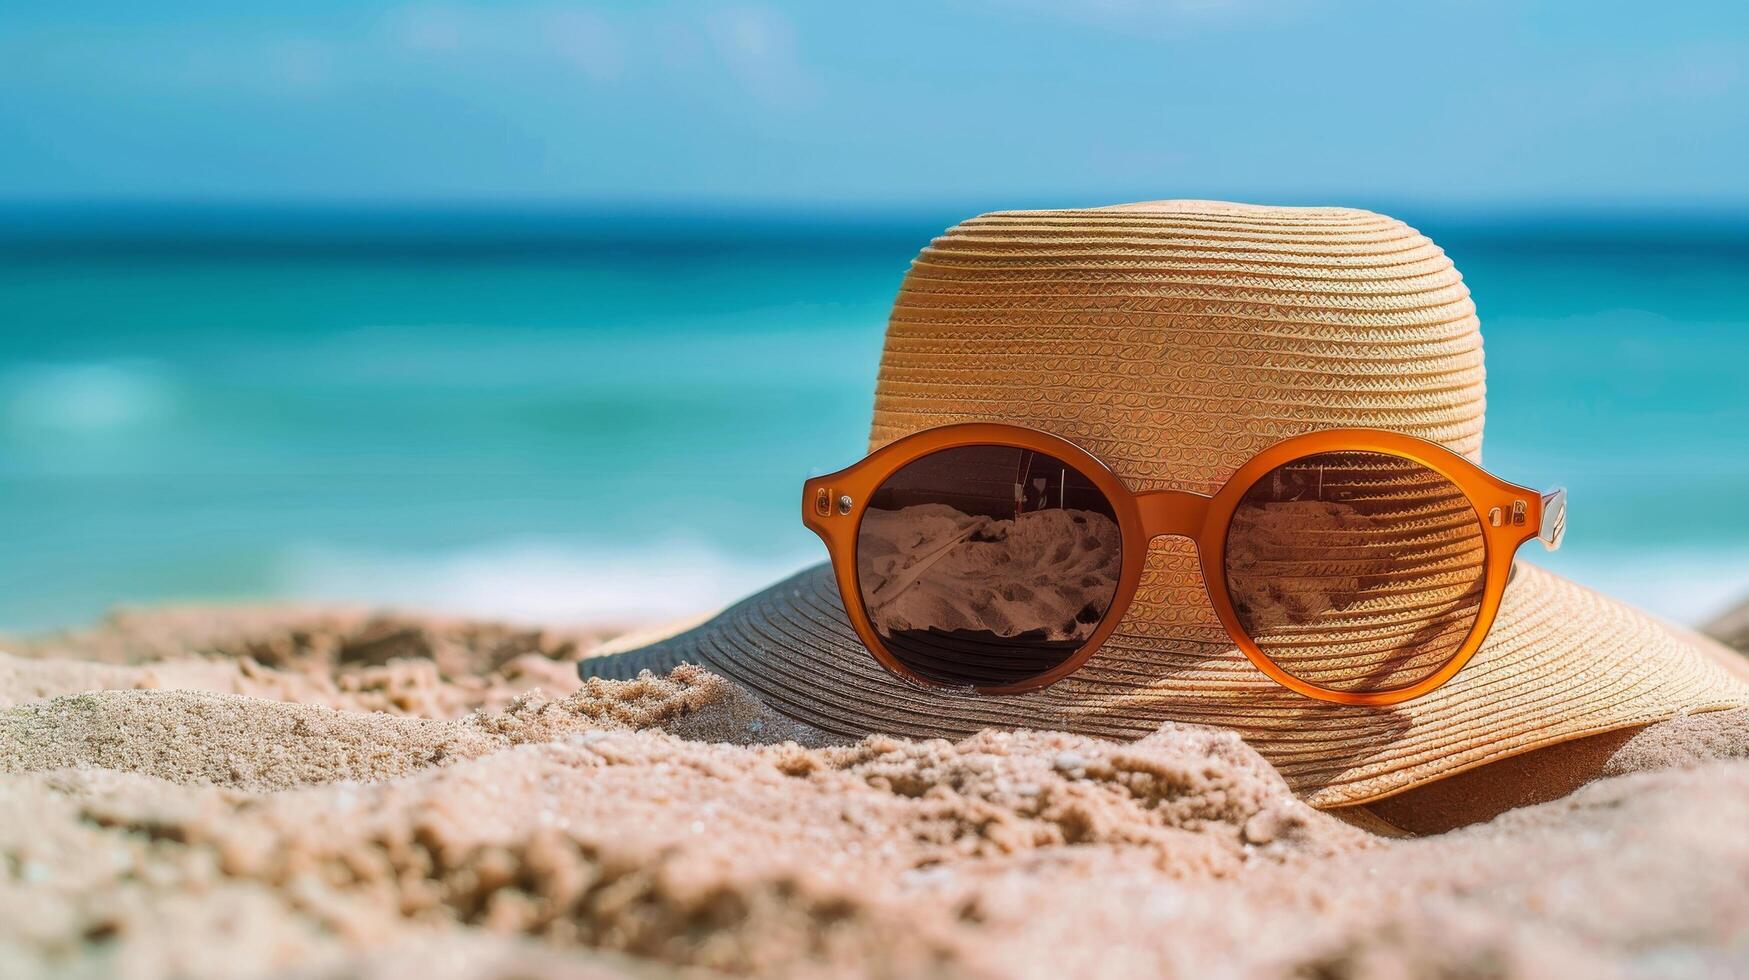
[1538,486,1567,551]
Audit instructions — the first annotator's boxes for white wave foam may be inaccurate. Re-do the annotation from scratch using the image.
[272,538,819,627]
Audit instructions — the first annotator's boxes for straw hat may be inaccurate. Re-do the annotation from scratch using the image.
[583,200,1749,814]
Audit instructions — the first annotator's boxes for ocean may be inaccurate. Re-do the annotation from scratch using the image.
[2,205,1746,632]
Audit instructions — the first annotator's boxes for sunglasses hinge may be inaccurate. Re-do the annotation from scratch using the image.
[813,487,853,517]
[1488,501,1529,528]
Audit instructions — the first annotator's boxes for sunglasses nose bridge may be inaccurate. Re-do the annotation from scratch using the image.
[1135,489,1211,541]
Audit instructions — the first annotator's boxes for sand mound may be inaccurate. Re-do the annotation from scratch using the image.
[2,696,1365,976]
[1,668,831,791]
[0,689,489,789]
[3,605,1749,977]
[1,607,611,717]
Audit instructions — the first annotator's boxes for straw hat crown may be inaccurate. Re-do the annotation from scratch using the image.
[871,201,1486,487]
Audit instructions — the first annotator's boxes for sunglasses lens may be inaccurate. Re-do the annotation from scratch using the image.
[1223,451,1488,694]
[855,444,1122,689]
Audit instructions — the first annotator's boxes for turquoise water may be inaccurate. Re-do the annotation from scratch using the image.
[1,207,1745,630]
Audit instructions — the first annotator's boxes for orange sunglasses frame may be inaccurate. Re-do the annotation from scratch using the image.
[803,423,1566,706]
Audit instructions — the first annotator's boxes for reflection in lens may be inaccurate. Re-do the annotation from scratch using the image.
[855,444,1121,688]
[1223,451,1488,694]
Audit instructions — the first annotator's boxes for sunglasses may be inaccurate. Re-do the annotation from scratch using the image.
[802,424,1566,706]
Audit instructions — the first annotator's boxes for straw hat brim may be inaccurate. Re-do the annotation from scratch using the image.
[581,559,1749,808]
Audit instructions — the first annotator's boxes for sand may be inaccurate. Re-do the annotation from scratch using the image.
[2,607,1748,978]
[1707,597,1749,655]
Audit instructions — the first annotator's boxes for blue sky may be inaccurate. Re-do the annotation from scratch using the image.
[1,1,1745,207]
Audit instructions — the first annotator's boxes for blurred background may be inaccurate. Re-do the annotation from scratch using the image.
[1,1,1745,632]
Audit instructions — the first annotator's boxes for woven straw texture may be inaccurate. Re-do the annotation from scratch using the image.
[587,200,1749,807]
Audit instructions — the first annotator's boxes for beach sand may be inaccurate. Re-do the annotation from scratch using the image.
[3,606,1748,978]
